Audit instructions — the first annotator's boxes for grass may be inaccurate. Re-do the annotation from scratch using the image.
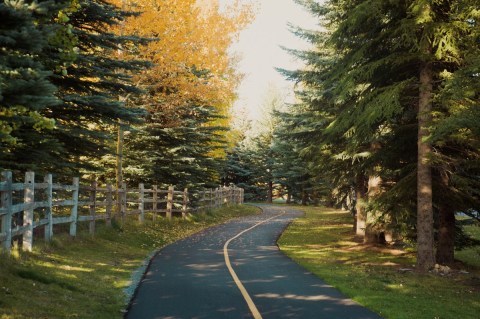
[0,205,260,319]
[456,225,480,268]
[277,206,480,319]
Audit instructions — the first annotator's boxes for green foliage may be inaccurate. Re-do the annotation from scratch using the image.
[0,0,62,171]
[223,145,268,201]
[123,103,228,190]
[0,0,149,175]
[280,0,480,261]
[38,0,149,176]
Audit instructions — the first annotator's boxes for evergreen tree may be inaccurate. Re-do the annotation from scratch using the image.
[223,145,263,201]
[271,107,323,205]
[40,0,148,176]
[286,0,480,269]
[0,0,60,171]
[124,101,228,190]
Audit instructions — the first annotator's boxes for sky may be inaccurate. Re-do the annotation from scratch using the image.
[219,0,318,120]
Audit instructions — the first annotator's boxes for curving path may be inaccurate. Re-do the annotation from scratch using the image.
[125,205,383,319]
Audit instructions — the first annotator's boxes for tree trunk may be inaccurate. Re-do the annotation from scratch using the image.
[365,174,383,244]
[436,171,455,264]
[416,60,435,271]
[267,181,273,203]
[436,205,455,264]
[301,188,308,206]
[286,191,291,204]
[116,122,124,218]
[355,174,368,237]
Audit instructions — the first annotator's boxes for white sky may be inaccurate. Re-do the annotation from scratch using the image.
[219,0,318,120]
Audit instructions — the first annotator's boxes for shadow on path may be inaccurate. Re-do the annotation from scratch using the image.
[125,205,383,319]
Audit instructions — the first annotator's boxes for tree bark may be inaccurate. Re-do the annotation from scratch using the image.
[301,188,308,206]
[436,204,455,264]
[116,122,124,218]
[355,174,368,237]
[436,171,455,264]
[267,180,273,203]
[416,61,435,271]
[286,191,291,204]
[365,174,383,244]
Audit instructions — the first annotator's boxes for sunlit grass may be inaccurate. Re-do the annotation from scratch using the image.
[456,225,480,269]
[0,204,260,319]
[278,206,480,319]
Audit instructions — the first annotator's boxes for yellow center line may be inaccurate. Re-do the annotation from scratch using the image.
[223,212,286,319]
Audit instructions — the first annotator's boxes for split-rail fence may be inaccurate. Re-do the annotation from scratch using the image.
[0,171,244,254]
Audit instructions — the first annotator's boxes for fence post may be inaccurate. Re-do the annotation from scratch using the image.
[1,171,13,254]
[106,184,112,227]
[23,171,35,252]
[152,185,158,223]
[218,187,222,207]
[212,188,215,208]
[223,187,227,205]
[209,189,213,209]
[138,183,145,223]
[221,187,224,206]
[69,177,79,237]
[166,186,174,220]
[238,187,241,204]
[89,180,97,235]
[44,174,53,241]
[182,188,188,218]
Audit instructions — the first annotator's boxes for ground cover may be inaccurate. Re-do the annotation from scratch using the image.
[0,205,260,319]
[277,206,480,319]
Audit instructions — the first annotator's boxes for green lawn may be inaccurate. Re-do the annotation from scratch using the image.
[0,205,260,319]
[278,206,480,319]
[456,224,480,269]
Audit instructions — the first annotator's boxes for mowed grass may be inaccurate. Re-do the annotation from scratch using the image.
[456,225,480,268]
[278,206,480,319]
[0,205,260,319]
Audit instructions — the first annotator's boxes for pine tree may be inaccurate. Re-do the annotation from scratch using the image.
[0,0,60,171]
[223,145,262,201]
[40,0,148,176]
[287,0,480,270]
[124,101,228,190]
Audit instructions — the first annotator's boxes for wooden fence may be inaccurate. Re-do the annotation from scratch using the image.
[0,171,244,254]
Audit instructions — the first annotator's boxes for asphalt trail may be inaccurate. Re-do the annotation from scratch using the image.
[126,205,383,319]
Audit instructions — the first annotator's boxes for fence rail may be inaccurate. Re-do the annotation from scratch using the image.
[0,171,244,254]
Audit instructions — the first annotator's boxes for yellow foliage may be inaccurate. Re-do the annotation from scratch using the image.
[108,0,253,128]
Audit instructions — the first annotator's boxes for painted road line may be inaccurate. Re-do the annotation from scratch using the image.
[223,212,286,319]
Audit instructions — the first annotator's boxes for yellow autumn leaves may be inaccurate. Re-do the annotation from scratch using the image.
[109,0,254,126]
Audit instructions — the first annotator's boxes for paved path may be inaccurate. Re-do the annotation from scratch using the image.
[126,205,383,319]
